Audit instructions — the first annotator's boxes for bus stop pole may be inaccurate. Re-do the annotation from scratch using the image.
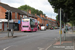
[60,8,62,44]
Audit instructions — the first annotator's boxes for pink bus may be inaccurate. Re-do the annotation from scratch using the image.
[21,18,38,32]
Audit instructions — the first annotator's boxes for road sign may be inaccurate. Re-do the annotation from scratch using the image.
[46,24,48,26]
[18,20,20,24]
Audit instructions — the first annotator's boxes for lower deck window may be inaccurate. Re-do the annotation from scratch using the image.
[23,26,29,27]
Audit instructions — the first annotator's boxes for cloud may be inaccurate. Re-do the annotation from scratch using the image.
[1,0,25,7]
[8,3,21,8]
[23,0,57,19]
[1,0,57,19]
[1,0,25,4]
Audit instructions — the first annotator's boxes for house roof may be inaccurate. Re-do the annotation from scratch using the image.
[37,15,43,19]
[43,17,52,21]
[22,11,32,16]
[0,3,25,15]
[42,17,47,20]
[37,15,53,21]
[32,15,37,19]
[22,11,37,19]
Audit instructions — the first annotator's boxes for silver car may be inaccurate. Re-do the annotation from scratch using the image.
[40,26,46,30]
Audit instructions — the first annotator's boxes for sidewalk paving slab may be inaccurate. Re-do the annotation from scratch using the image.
[47,30,75,50]
[48,43,73,50]
[47,38,74,50]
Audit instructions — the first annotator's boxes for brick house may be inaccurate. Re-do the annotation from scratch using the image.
[52,19,57,26]
[35,14,43,25]
[0,3,26,31]
[48,17,57,27]
[44,17,52,28]
[44,16,49,26]
[35,13,54,28]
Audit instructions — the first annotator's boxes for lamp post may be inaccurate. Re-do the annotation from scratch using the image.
[52,6,62,44]
[49,0,62,44]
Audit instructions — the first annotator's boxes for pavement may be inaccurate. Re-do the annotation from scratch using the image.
[47,30,75,50]
[0,31,27,39]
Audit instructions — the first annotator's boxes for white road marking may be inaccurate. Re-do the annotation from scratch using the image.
[45,37,59,50]
[3,46,11,50]
[38,47,44,50]
[45,44,52,50]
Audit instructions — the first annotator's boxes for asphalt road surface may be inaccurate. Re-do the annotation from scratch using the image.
[0,29,62,50]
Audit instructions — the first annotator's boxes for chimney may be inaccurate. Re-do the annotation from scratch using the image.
[28,9,31,14]
[35,14,37,17]
[40,14,43,17]
[35,14,37,16]
[43,15,45,18]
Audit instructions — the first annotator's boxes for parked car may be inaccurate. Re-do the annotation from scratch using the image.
[55,27,59,29]
[40,26,46,30]
[50,27,53,30]
[68,27,71,30]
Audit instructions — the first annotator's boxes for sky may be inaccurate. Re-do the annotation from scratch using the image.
[1,0,57,19]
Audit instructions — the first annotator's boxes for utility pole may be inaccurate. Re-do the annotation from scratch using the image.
[64,13,66,41]
[60,8,62,44]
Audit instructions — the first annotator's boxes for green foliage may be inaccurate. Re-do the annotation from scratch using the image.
[56,15,58,21]
[18,5,44,15]
[48,0,75,24]
[54,8,58,13]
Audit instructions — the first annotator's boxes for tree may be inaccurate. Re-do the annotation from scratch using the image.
[48,0,75,23]
[18,5,45,16]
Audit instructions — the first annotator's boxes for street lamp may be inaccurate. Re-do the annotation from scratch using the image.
[49,0,62,44]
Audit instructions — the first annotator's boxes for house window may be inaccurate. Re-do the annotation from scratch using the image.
[15,12,17,19]
[0,23,2,29]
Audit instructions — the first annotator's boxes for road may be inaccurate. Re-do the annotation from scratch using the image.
[0,29,62,50]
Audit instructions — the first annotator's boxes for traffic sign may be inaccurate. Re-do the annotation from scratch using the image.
[18,20,20,24]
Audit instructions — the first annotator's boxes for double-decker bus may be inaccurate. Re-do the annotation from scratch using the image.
[21,18,38,32]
